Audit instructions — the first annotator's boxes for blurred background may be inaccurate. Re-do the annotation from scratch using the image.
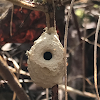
[0,0,100,100]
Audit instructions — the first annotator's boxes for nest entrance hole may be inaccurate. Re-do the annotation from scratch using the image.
[43,52,52,60]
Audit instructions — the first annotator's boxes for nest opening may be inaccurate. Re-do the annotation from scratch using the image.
[43,52,52,60]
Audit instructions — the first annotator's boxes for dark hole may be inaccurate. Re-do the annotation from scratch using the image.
[43,52,52,60]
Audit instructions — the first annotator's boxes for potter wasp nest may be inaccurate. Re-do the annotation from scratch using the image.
[27,27,64,88]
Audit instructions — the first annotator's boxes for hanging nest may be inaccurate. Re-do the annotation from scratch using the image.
[27,27,64,88]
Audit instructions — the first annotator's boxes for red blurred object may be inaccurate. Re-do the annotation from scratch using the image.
[0,5,65,45]
[0,6,46,44]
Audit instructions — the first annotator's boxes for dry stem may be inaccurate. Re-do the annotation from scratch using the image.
[10,3,13,36]
[59,85,99,99]
[94,15,100,100]
[0,56,30,100]
[64,0,75,100]
[46,88,49,100]
[82,15,87,92]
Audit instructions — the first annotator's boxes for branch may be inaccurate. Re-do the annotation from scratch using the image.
[0,56,30,100]
[45,0,55,28]
[6,0,47,12]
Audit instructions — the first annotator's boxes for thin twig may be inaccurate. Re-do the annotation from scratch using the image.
[8,58,20,70]
[72,8,81,42]
[94,15,100,100]
[86,30,95,39]
[59,85,99,99]
[68,30,96,55]
[12,92,16,100]
[19,10,32,28]
[10,4,13,36]
[67,75,95,93]
[81,37,100,48]
[10,4,14,36]
[82,15,87,92]
[64,0,75,100]
[46,88,49,100]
